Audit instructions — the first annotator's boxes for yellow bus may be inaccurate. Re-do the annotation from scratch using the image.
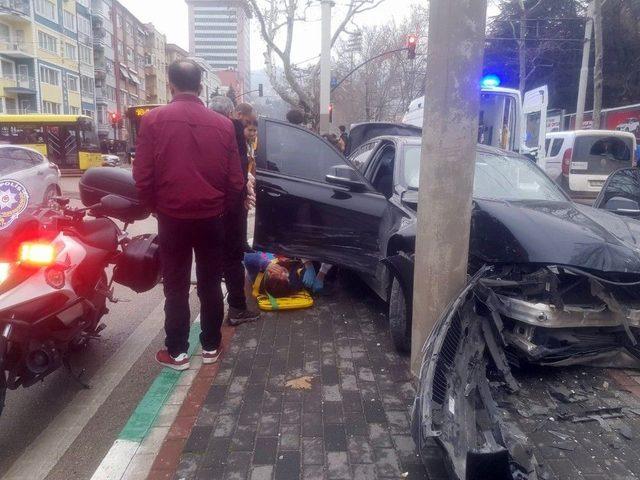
[0,115,101,171]
[125,105,162,161]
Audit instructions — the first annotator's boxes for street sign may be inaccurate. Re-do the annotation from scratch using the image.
[331,77,338,88]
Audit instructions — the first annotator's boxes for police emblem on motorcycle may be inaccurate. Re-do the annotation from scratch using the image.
[0,180,29,230]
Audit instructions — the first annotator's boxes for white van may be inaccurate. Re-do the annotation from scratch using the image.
[542,130,637,197]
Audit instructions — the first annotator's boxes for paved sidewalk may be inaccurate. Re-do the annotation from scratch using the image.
[148,282,441,480]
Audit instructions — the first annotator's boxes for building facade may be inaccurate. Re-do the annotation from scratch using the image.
[91,0,117,139]
[144,22,167,105]
[186,0,250,94]
[111,0,146,140]
[0,0,97,117]
[188,55,220,106]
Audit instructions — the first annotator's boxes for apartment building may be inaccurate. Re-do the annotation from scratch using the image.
[91,0,117,139]
[186,0,250,94]
[188,55,220,106]
[112,0,146,139]
[0,0,96,116]
[144,22,166,105]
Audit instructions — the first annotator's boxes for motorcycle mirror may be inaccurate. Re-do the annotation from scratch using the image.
[100,194,132,211]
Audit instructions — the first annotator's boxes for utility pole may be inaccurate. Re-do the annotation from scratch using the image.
[319,0,333,133]
[517,0,527,94]
[592,0,603,129]
[411,0,487,375]
[575,0,594,130]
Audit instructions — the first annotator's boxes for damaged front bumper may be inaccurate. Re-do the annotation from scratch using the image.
[412,264,640,480]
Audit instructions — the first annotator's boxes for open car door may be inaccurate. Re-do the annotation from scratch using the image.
[521,85,549,165]
[253,118,389,275]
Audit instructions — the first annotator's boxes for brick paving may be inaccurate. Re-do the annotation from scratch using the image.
[170,282,439,480]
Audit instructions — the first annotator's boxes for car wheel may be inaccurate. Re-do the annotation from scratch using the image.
[389,277,411,354]
[42,185,58,205]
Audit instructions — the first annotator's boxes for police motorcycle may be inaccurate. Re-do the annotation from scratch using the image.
[0,168,160,417]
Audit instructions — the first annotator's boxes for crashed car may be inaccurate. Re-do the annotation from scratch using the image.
[253,120,640,478]
[253,120,640,355]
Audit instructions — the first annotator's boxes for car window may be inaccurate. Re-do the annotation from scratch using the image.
[0,148,38,175]
[402,145,566,201]
[573,135,633,174]
[545,139,551,155]
[349,142,376,174]
[264,121,345,182]
[370,146,396,198]
[550,138,563,156]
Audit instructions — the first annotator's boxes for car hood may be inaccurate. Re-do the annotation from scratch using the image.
[471,198,640,273]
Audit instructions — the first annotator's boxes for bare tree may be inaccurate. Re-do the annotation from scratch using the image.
[247,0,387,126]
[331,5,429,125]
[592,0,603,128]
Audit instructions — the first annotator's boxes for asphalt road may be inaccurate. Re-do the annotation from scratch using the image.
[0,178,168,480]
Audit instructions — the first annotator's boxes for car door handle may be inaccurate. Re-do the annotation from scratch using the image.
[260,184,287,198]
[265,190,282,198]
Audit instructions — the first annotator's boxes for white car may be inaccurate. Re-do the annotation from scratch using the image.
[0,144,60,206]
[616,118,640,133]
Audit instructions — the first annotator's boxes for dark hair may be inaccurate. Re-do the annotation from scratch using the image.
[245,118,258,127]
[263,271,294,298]
[236,102,254,117]
[286,109,305,125]
[168,60,202,93]
[339,125,346,132]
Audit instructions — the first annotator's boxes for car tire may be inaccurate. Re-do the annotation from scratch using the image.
[42,185,58,205]
[389,277,411,354]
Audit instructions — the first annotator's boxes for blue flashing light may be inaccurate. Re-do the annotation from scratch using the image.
[481,74,501,88]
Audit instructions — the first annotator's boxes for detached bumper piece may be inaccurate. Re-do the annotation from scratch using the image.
[412,264,640,480]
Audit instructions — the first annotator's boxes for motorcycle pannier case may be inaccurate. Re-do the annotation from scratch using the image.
[79,168,149,222]
[113,234,160,293]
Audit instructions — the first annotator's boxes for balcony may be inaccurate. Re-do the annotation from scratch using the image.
[0,73,36,93]
[0,0,30,23]
[0,39,33,58]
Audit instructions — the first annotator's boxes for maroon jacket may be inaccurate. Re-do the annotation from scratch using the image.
[133,94,245,219]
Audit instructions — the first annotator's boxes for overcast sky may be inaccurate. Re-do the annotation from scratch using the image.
[119,0,499,71]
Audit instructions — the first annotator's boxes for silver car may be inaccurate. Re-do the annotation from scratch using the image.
[0,145,60,205]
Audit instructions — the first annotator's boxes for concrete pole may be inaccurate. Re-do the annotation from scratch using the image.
[410,0,488,375]
[592,0,603,129]
[575,0,594,130]
[319,0,333,133]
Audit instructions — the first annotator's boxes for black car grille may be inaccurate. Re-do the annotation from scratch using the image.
[432,311,463,405]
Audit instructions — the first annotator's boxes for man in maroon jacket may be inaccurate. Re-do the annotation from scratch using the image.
[133,60,245,370]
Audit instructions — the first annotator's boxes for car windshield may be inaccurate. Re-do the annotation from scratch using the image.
[403,145,567,202]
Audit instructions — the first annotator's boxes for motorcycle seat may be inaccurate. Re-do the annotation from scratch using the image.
[74,218,119,252]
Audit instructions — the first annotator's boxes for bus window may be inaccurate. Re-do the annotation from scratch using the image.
[78,123,99,150]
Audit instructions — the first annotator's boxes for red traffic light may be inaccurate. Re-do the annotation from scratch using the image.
[109,112,121,125]
[407,34,418,60]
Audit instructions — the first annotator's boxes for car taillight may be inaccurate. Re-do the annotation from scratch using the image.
[0,263,10,284]
[19,242,56,267]
[562,148,573,175]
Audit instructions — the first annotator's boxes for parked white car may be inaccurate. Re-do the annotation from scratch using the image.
[0,145,60,206]
[542,130,637,197]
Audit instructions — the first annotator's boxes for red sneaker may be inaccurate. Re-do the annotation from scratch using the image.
[202,349,220,365]
[156,350,190,371]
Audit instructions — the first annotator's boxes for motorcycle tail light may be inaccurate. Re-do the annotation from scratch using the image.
[44,267,65,289]
[19,242,56,267]
[0,263,10,284]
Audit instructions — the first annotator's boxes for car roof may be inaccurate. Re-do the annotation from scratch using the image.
[367,135,515,155]
[0,144,43,155]
[547,130,636,139]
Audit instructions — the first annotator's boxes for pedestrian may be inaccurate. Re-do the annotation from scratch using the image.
[133,60,245,370]
[210,96,261,326]
[286,108,305,125]
[338,125,349,150]
[244,119,258,176]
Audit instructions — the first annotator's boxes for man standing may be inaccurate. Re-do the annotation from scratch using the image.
[134,60,245,370]
[210,96,260,325]
[338,125,349,150]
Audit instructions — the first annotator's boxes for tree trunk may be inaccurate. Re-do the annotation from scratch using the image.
[518,0,527,94]
[592,0,603,129]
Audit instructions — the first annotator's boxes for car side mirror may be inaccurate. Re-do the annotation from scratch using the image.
[603,196,640,215]
[325,174,368,192]
[100,194,133,211]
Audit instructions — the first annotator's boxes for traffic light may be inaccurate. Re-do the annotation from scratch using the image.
[109,111,121,126]
[329,103,334,123]
[258,83,264,97]
[407,34,417,60]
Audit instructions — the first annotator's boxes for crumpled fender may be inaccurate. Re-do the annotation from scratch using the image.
[382,253,414,309]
